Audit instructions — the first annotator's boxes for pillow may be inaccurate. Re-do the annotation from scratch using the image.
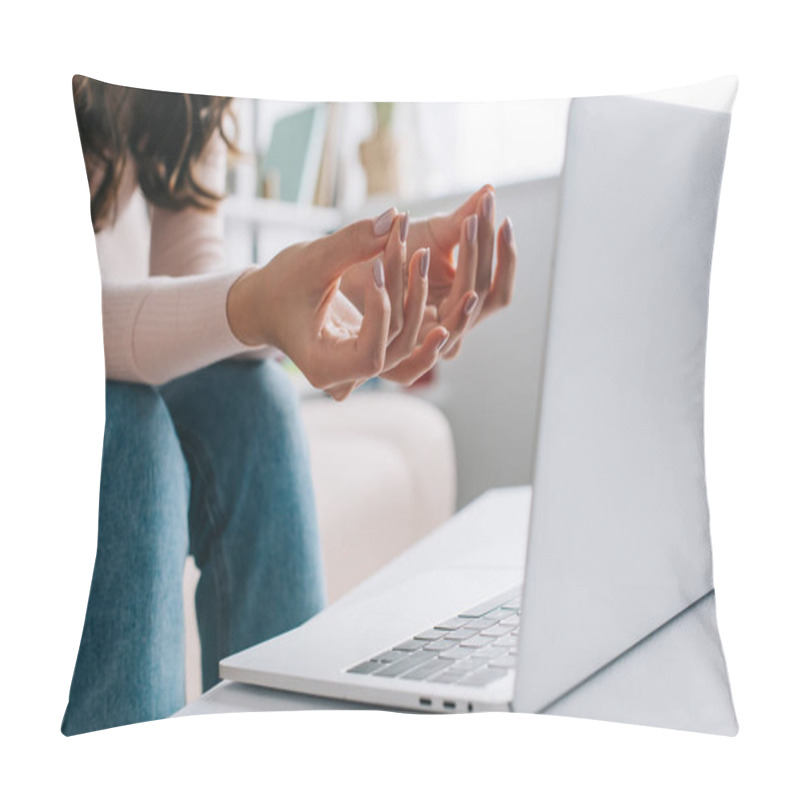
[63,76,737,736]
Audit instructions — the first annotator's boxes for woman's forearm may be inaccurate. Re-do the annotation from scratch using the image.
[102,270,263,385]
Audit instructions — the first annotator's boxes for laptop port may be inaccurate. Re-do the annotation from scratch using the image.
[419,697,432,707]
[443,701,456,710]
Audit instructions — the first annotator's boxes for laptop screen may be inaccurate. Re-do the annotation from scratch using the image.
[514,91,733,715]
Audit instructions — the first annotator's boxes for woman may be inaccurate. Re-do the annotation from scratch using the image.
[62,76,516,735]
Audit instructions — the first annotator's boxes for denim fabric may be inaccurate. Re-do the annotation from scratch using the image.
[62,360,325,735]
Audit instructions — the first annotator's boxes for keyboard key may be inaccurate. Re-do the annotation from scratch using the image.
[463,618,496,631]
[480,624,510,637]
[414,629,447,641]
[373,650,436,677]
[400,659,451,681]
[459,588,519,618]
[460,635,497,649]
[457,668,509,687]
[347,660,383,675]
[438,645,477,661]
[498,614,519,626]
[434,617,471,630]
[456,656,493,672]
[494,635,516,648]
[472,646,509,660]
[483,608,516,622]
[375,650,411,663]
[423,639,460,652]
[429,669,470,684]
[394,639,427,651]
[443,628,477,641]
[489,655,516,669]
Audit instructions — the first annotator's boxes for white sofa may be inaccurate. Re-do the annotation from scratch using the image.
[181,389,456,702]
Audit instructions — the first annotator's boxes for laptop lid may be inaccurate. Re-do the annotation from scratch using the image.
[513,82,735,715]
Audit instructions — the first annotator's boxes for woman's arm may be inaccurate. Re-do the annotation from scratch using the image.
[101,132,268,384]
[102,270,262,385]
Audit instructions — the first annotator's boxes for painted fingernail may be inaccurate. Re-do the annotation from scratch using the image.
[400,212,410,244]
[373,257,385,288]
[373,208,394,236]
[436,332,450,352]
[466,214,478,245]
[464,294,479,316]
[481,191,494,221]
[419,248,430,278]
[502,217,514,245]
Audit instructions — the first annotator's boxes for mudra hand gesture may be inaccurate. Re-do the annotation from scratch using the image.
[336,185,516,393]
[228,187,516,400]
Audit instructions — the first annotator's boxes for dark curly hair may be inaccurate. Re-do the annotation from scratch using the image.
[72,75,238,232]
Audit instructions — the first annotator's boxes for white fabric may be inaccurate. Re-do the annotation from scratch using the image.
[513,88,737,734]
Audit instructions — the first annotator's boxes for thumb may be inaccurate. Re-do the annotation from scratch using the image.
[307,208,397,284]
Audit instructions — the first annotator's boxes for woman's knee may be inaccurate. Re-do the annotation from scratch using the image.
[100,381,189,563]
[189,360,309,458]
[104,382,185,471]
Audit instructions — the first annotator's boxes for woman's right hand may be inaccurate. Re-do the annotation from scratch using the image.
[226,209,399,392]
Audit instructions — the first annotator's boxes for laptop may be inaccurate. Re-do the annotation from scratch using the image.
[220,80,738,727]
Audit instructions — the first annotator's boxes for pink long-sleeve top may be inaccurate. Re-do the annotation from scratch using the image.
[92,133,263,385]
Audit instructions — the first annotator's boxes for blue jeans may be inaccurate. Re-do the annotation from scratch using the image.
[62,360,325,735]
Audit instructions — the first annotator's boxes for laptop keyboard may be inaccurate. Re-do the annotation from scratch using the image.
[346,586,521,688]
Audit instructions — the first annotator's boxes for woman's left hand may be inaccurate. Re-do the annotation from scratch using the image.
[328,188,516,398]
[405,185,516,361]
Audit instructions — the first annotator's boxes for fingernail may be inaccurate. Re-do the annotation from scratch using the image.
[464,294,479,316]
[373,209,394,236]
[436,332,450,352]
[373,258,385,289]
[466,214,478,245]
[400,212,410,244]
[481,192,494,221]
[502,218,514,245]
[419,248,430,279]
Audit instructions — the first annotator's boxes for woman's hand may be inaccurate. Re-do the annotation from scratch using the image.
[326,214,450,399]
[226,209,400,392]
[337,186,516,385]
[406,185,516,360]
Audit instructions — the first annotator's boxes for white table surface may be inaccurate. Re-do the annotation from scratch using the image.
[176,487,532,718]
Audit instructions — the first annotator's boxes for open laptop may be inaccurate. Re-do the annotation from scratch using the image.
[221,80,738,728]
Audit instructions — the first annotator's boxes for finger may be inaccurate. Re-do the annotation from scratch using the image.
[473,189,496,315]
[385,247,430,370]
[438,291,479,358]
[480,217,517,319]
[327,382,357,402]
[312,258,390,387]
[440,213,478,320]
[383,326,450,386]
[426,184,493,248]
[306,208,397,283]
[384,212,409,343]
[354,257,391,376]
